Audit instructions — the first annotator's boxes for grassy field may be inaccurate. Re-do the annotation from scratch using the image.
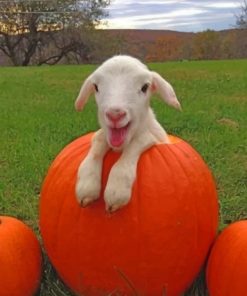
[0,59,246,295]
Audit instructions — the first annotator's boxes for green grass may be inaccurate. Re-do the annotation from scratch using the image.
[0,60,246,295]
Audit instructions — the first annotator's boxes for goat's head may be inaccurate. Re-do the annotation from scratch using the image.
[75,55,181,150]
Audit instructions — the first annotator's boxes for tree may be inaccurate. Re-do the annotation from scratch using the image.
[144,34,184,62]
[236,0,247,28]
[193,30,220,60]
[0,0,110,66]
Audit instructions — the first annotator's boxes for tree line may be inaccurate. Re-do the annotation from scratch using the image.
[142,29,247,62]
[0,0,247,66]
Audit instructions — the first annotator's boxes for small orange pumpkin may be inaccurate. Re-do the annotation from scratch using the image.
[40,132,218,296]
[0,216,42,296]
[206,220,247,295]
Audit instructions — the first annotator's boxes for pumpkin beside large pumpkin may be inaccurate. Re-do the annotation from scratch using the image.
[206,220,247,296]
[40,132,218,296]
[0,216,42,296]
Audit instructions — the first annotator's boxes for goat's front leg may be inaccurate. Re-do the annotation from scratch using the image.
[76,129,109,207]
[104,132,156,212]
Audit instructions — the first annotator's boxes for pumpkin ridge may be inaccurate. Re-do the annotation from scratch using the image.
[229,247,246,292]
[49,134,93,172]
[153,143,202,291]
[41,139,87,263]
[167,142,218,283]
[222,225,246,293]
[165,144,202,284]
[166,144,193,182]
[155,144,179,183]
[41,161,73,253]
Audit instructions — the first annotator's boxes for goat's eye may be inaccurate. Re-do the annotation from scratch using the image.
[141,83,149,93]
[94,84,99,92]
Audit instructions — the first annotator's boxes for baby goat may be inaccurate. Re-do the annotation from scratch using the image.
[75,55,181,212]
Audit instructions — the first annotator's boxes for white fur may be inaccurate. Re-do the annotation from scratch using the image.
[75,55,181,212]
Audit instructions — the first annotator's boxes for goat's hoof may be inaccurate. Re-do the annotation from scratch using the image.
[105,198,129,213]
[106,204,121,213]
[75,178,101,207]
[104,191,131,213]
[80,196,98,207]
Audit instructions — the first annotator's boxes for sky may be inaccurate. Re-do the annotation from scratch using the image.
[102,0,242,32]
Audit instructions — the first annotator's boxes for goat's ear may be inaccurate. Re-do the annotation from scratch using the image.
[151,72,182,111]
[74,75,94,111]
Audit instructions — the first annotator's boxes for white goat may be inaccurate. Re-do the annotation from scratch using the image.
[75,55,181,212]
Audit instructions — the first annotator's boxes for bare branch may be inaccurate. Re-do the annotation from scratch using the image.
[0,0,111,65]
[236,0,247,28]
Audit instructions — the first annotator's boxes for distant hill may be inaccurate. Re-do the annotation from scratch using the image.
[101,28,247,62]
[106,29,195,43]
[0,28,246,66]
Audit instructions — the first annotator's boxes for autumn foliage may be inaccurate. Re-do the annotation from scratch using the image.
[0,27,246,65]
[113,29,247,62]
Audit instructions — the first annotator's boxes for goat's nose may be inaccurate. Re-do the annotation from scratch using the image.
[106,109,127,123]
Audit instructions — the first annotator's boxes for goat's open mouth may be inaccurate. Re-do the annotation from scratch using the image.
[108,122,130,148]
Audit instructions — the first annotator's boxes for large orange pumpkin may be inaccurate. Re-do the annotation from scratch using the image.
[206,220,247,295]
[40,132,218,296]
[0,216,42,296]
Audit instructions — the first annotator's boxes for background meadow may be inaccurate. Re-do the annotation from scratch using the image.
[0,59,246,295]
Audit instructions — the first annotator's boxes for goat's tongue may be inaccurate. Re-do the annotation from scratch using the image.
[109,126,128,147]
